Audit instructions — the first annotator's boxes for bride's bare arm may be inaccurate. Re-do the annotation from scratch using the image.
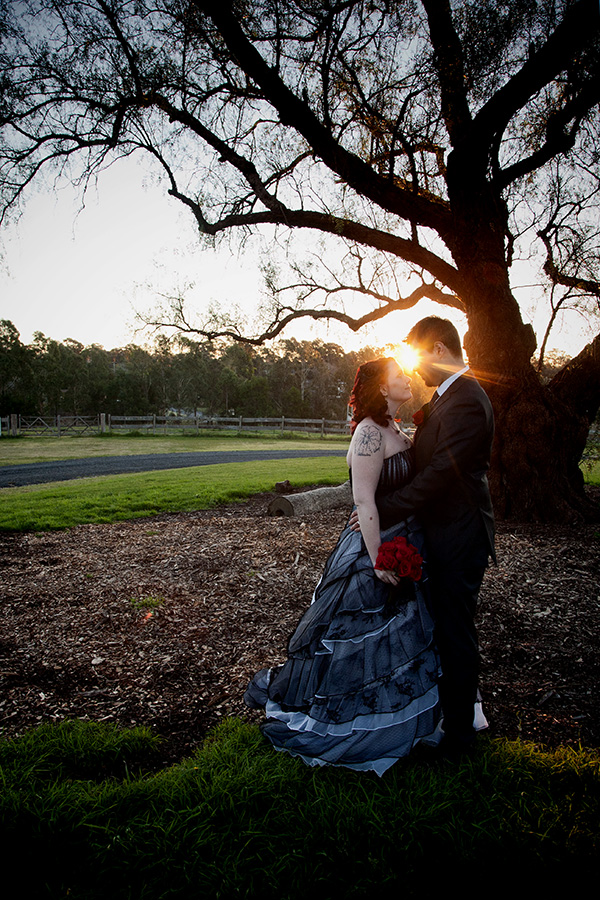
[350,423,398,585]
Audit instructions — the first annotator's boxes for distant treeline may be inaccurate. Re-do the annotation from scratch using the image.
[0,320,432,420]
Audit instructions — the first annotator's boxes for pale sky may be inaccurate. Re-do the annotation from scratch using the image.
[0,155,594,358]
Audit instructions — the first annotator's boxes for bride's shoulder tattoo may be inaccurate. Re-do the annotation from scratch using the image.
[355,424,383,456]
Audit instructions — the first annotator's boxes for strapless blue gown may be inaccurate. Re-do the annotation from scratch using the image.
[244,448,442,775]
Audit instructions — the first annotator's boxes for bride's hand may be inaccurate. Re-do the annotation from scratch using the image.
[374,568,399,585]
[349,509,361,532]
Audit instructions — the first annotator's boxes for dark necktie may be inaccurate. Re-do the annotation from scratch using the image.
[430,390,440,406]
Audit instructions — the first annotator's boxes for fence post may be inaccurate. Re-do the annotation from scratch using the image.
[321,418,325,437]
[281,416,285,435]
[100,413,106,434]
[57,415,61,438]
[10,414,18,436]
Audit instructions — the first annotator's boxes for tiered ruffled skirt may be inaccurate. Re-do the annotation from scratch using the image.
[245,518,442,776]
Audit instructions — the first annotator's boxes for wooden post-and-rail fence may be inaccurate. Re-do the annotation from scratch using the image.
[0,413,351,438]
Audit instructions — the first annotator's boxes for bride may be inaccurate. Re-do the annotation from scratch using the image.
[244,357,442,775]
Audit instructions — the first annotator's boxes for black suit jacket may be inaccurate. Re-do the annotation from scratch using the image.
[377,372,496,568]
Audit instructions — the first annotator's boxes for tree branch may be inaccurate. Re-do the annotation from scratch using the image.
[194,1,452,235]
[141,281,464,345]
[145,133,464,294]
[539,230,600,298]
[497,79,600,189]
[420,0,472,146]
[267,244,464,313]
[472,0,600,155]
[535,282,577,372]
[548,331,600,423]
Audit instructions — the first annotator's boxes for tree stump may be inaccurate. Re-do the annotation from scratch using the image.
[267,481,353,516]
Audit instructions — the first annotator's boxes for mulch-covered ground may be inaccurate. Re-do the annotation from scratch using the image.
[1,489,599,764]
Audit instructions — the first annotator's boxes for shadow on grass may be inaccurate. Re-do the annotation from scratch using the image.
[1,718,598,898]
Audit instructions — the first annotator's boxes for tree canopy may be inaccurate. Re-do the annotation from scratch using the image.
[1,1,599,519]
[1,319,410,420]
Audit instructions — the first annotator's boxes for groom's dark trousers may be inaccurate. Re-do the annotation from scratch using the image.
[377,373,495,746]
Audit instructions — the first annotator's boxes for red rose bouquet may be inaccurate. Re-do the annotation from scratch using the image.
[412,408,426,426]
[375,535,423,581]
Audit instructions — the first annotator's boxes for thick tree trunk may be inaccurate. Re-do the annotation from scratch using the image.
[439,153,600,523]
[487,378,594,522]
[461,271,599,522]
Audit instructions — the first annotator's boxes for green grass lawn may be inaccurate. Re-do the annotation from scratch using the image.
[0,431,597,531]
[0,456,350,531]
[583,458,600,485]
[1,718,598,899]
[0,430,349,466]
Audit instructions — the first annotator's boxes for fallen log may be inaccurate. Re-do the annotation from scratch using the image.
[268,481,353,516]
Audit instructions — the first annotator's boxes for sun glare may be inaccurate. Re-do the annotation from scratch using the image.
[392,343,420,373]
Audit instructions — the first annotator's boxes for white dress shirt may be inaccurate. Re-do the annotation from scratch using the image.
[435,365,470,399]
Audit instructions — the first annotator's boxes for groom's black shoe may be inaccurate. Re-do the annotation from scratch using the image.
[416,735,477,766]
[437,735,477,765]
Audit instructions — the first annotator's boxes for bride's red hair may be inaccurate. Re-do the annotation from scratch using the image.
[349,358,396,434]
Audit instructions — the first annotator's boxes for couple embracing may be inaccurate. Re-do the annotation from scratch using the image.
[245,316,495,773]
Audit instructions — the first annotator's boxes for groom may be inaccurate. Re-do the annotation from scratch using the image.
[377,317,495,760]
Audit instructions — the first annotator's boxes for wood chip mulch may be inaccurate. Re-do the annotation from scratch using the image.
[1,490,599,765]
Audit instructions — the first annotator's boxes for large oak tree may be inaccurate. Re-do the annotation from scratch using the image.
[1,0,599,519]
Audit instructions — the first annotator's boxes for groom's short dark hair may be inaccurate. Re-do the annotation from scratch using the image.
[406,316,463,360]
